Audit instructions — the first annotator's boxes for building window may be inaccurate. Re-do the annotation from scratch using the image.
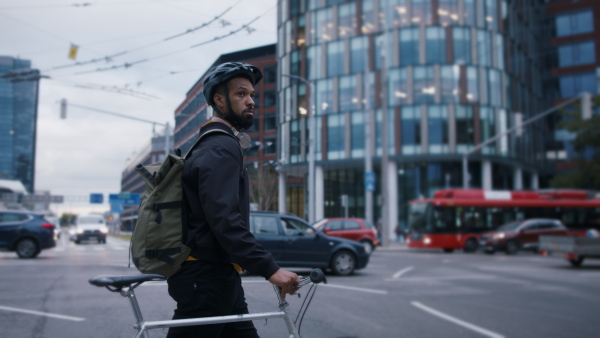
[438,0,459,26]
[363,71,376,109]
[488,69,502,107]
[483,0,498,30]
[327,40,345,77]
[480,106,496,154]
[312,7,334,43]
[477,30,492,67]
[559,72,597,98]
[351,111,364,158]
[361,0,376,34]
[413,66,435,104]
[389,0,409,27]
[412,0,432,25]
[556,10,593,37]
[441,65,459,103]
[264,113,277,131]
[290,50,300,77]
[338,2,356,38]
[264,65,276,85]
[327,114,345,159]
[316,78,333,115]
[264,136,277,155]
[339,75,359,112]
[453,27,471,64]
[264,89,276,108]
[307,45,322,80]
[290,120,300,163]
[456,105,474,153]
[401,106,421,154]
[389,67,409,106]
[428,106,449,154]
[426,26,446,64]
[464,0,476,26]
[558,41,596,67]
[400,27,420,66]
[466,66,479,102]
[351,36,368,74]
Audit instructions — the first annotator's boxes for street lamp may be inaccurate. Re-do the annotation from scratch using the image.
[281,74,316,224]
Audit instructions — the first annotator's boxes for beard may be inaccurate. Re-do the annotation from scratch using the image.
[225,109,254,130]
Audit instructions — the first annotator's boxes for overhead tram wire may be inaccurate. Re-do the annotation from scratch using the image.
[49,5,236,72]
[70,5,276,76]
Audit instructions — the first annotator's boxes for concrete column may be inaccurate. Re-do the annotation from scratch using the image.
[278,171,286,214]
[387,161,398,244]
[513,167,523,190]
[315,165,325,221]
[482,160,492,190]
[531,173,539,190]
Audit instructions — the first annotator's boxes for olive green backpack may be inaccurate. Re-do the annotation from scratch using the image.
[130,127,233,277]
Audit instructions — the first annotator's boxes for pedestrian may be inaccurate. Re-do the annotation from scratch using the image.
[376,218,383,246]
[166,62,300,338]
[395,224,404,242]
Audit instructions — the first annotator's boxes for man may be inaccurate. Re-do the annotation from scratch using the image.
[166,62,300,337]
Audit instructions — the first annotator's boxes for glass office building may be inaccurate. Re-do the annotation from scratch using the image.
[276,0,550,226]
[0,57,40,193]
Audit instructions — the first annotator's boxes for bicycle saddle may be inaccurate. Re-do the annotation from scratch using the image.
[89,274,166,288]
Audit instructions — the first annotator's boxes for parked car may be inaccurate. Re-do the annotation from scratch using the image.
[312,218,379,254]
[249,211,370,275]
[0,210,57,258]
[479,218,569,255]
[72,214,108,244]
[45,215,61,239]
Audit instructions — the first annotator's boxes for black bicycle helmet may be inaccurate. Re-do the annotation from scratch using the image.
[202,62,263,106]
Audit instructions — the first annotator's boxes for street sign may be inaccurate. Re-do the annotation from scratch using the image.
[110,201,124,214]
[365,172,376,192]
[109,193,141,206]
[90,193,104,204]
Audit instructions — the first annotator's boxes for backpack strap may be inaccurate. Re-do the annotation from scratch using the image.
[183,122,240,160]
[153,201,182,224]
[145,247,182,265]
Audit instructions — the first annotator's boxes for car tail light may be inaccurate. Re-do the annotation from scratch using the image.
[40,223,55,230]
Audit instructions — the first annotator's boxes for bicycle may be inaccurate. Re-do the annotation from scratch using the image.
[89,268,327,338]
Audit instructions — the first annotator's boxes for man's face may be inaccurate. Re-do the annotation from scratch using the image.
[215,77,256,130]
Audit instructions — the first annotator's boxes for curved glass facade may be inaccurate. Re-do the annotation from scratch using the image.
[277,0,548,225]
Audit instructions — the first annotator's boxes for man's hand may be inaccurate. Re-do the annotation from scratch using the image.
[268,269,300,300]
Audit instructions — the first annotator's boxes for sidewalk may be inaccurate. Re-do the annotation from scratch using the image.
[377,241,410,251]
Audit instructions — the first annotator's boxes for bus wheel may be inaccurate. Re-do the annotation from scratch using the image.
[463,238,479,253]
[443,248,454,253]
[505,240,519,255]
[568,257,584,267]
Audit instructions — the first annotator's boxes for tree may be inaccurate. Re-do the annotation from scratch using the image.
[60,213,77,226]
[248,164,279,211]
[550,96,600,190]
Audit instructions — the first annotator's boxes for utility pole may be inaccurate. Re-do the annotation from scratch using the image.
[380,0,391,247]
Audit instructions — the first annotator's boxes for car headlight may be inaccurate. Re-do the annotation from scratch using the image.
[494,233,505,239]
[423,237,431,245]
[100,227,108,234]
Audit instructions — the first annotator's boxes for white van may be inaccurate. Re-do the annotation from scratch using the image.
[72,214,108,244]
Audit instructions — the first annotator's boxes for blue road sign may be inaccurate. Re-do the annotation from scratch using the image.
[89,193,104,204]
[109,193,141,206]
[365,172,375,192]
[110,200,124,213]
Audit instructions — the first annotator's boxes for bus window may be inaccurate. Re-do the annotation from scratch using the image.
[408,203,429,233]
[431,206,456,232]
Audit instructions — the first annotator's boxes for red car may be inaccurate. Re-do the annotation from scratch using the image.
[313,218,379,254]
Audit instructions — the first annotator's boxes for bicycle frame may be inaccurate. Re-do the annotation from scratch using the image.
[90,270,325,338]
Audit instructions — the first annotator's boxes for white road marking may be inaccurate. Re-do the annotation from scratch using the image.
[411,302,505,338]
[392,266,414,279]
[0,305,85,322]
[321,283,388,295]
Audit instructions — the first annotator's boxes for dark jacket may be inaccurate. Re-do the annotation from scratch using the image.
[182,122,279,279]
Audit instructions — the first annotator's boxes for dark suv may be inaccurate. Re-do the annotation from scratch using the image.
[249,211,370,275]
[0,211,57,258]
[480,219,569,255]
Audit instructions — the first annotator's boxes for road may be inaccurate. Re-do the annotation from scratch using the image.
[1,235,599,338]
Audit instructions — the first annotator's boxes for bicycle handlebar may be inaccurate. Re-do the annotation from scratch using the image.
[297,268,327,287]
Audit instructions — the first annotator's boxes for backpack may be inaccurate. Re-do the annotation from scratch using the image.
[130,125,234,277]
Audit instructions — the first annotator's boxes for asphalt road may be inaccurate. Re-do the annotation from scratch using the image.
[1,235,599,338]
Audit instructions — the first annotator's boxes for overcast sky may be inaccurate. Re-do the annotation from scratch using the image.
[0,0,278,216]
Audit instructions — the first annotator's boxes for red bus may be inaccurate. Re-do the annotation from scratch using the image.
[406,189,600,252]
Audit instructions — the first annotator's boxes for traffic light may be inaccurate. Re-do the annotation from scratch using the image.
[581,92,592,120]
[60,98,67,119]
